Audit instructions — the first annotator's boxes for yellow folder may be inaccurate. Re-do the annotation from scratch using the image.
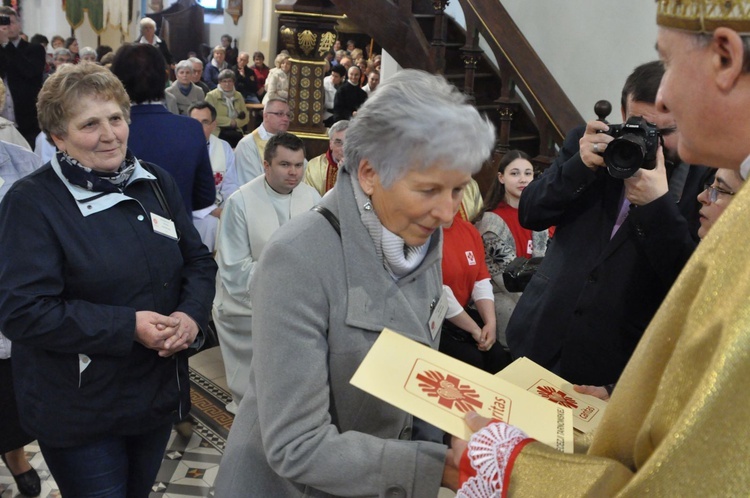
[350,329,574,452]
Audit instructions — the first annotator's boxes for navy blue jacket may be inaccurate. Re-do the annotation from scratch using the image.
[127,104,216,213]
[0,160,216,448]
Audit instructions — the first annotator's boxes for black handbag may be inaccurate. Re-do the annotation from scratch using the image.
[502,256,544,293]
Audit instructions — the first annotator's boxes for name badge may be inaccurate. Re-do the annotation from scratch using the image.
[150,212,178,240]
[428,289,448,340]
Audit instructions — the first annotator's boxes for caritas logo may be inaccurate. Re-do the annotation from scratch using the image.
[414,370,483,413]
[536,385,578,409]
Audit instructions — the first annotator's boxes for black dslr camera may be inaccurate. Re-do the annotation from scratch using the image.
[0,16,9,26]
[599,116,660,179]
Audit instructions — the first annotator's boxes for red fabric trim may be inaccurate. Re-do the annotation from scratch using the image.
[323,149,339,193]
[501,438,535,498]
[458,447,475,487]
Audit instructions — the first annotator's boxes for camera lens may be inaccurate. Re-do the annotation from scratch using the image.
[604,134,647,179]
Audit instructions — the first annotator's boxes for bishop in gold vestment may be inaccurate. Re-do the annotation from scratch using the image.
[505,181,750,495]
[454,2,750,496]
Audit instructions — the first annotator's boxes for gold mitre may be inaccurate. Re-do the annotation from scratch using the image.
[657,0,750,34]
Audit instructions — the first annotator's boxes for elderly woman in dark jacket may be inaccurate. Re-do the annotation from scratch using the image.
[0,63,216,497]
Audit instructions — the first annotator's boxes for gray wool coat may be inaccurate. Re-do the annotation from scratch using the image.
[165,81,205,115]
[214,169,447,497]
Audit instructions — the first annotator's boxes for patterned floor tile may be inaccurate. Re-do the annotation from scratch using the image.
[1,363,231,498]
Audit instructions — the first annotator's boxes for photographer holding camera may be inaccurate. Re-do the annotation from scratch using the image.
[504,60,714,389]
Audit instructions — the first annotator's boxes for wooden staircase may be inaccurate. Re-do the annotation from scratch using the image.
[327,0,585,188]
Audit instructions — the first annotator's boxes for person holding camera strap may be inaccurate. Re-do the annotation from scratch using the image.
[504,60,715,392]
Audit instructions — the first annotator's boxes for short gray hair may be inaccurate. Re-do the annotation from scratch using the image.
[188,57,203,68]
[53,47,72,59]
[218,69,235,81]
[80,46,97,60]
[343,69,495,187]
[328,119,349,137]
[139,17,156,30]
[263,97,288,110]
[175,59,193,73]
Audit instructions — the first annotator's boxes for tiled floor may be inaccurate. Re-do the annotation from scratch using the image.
[1,347,455,498]
[0,348,231,498]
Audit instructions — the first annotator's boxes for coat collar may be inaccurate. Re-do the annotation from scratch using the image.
[50,153,157,217]
[324,169,442,340]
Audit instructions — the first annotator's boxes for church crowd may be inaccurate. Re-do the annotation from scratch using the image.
[1,0,750,496]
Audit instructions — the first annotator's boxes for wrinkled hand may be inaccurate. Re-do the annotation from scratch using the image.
[160,311,199,357]
[623,146,668,206]
[134,311,199,358]
[573,384,611,401]
[580,119,614,171]
[135,311,180,352]
[210,207,223,218]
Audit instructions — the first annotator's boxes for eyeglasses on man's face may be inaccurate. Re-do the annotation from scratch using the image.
[266,111,293,119]
[703,183,735,204]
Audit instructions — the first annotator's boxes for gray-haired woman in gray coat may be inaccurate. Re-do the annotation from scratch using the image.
[215,69,496,497]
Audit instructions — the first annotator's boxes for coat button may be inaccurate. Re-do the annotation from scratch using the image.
[385,485,406,497]
[163,282,169,288]
[137,215,144,221]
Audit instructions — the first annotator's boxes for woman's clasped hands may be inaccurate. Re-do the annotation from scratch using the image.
[135,310,199,357]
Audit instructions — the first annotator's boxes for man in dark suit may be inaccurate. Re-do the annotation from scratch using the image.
[505,61,714,388]
[0,6,46,146]
[332,65,367,123]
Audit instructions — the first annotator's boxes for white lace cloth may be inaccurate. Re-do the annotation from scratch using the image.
[456,422,529,498]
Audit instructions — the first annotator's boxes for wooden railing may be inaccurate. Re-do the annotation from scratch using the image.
[330,0,584,168]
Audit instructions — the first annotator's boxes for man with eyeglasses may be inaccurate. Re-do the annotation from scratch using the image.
[304,119,348,197]
[696,169,744,239]
[189,56,211,95]
[234,98,292,185]
[504,60,715,392]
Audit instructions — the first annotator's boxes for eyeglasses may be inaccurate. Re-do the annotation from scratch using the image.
[703,183,735,203]
[331,139,344,146]
[266,111,293,119]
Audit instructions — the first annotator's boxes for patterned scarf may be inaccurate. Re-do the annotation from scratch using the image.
[57,149,136,193]
[221,89,238,119]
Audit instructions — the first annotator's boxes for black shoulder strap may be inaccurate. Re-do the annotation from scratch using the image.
[311,204,341,237]
[140,161,174,220]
